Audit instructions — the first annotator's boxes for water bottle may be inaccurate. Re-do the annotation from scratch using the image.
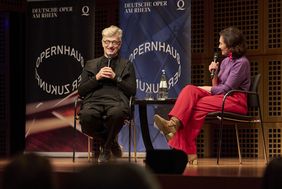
[158,69,168,100]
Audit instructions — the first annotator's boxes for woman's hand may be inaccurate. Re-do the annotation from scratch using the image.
[198,86,212,93]
[209,61,219,73]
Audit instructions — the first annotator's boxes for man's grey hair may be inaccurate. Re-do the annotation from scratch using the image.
[102,25,123,40]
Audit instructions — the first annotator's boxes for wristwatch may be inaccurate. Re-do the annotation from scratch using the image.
[116,76,122,82]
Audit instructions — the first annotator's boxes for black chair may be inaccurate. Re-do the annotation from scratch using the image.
[205,74,267,164]
[73,96,136,162]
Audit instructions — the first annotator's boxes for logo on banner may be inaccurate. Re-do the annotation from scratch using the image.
[81,6,90,16]
[35,45,84,96]
[129,41,182,94]
[176,0,185,10]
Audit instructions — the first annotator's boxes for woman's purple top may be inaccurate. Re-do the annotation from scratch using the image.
[211,56,251,95]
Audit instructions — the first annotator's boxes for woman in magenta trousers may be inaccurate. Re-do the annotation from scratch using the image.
[154,26,251,165]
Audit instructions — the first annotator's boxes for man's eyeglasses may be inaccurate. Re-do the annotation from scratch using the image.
[103,40,121,46]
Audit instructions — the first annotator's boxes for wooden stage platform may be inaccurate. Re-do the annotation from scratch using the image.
[0,157,267,189]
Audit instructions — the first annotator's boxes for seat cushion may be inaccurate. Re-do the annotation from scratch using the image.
[206,111,260,123]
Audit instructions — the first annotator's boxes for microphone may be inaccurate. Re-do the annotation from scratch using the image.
[210,52,218,79]
[107,58,111,67]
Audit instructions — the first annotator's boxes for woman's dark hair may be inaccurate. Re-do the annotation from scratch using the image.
[71,162,161,189]
[219,26,247,58]
[262,157,282,189]
[3,153,55,189]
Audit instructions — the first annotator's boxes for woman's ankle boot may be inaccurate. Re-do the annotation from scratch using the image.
[154,115,181,140]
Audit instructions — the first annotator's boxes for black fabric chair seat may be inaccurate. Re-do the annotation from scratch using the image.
[206,111,260,123]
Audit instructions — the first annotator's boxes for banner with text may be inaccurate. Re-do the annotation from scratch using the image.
[119,0,191,151]
[26,0,95,153]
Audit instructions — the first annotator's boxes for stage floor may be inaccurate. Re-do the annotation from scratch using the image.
[0,157,268,189]
[46,157,266,176]
[0,156,267,175]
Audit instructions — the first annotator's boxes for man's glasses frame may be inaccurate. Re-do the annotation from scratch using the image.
[103,40,121,46]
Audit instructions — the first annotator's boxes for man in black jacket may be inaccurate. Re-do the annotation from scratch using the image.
[78,25,136,163]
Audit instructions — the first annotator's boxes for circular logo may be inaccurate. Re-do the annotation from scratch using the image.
[129,41,181,95]
[35,45,84,96]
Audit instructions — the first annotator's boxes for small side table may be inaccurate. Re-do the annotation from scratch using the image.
[134,98,176,151]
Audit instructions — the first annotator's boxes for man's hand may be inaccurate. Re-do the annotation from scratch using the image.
[96,67,116,80]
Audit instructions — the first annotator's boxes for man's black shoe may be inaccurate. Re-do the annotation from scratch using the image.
[111,140,122,158]
[92,138,103,159]
[98,149,111,163]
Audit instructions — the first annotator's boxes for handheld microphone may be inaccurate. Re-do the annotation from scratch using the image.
[210,52,218,79]
[107,58,111,67]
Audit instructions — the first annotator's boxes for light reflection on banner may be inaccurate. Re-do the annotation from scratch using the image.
[26,1,95,153]
[119,0,191,151]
